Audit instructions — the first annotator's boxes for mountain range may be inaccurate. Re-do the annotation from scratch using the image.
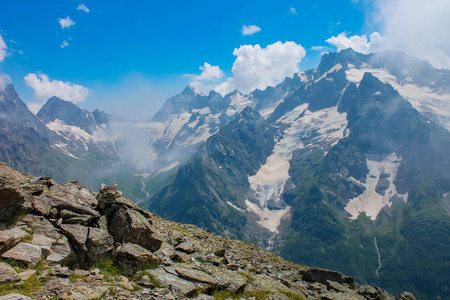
[1,48,449,299]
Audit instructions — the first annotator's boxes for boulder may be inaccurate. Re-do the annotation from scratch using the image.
[1,242,43,267]
[210,266,247,292]
[175,240,196,254]
[299,267,357,288]
[0,262,18,283]
[109,206,163,252]
[147,268,199,297]
[175,265,218,285]
[116,243,159,273]
[59,224,88,252]
[86,227,114,260]
[27,216,60,239]
[46,235,74,265]
[0,228,29,253]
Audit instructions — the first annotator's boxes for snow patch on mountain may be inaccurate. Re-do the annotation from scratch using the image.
[46,118,115,142]
[346,67,450,131]
[245,200,291,233]
[315,63,343,83]
[345,153,408,220]
[249,144,292,207]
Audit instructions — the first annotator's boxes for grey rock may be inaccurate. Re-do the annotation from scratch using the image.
[0,262,18,283]
[0,228,29,253]
[299,267,357,288]
[175,265,218,285]
[31,233,55,252]
[60,209,81,219]
[59,223,88,252]
[31,194,54,217]
[148,268,199,297]
[16,269,36,281]
[0,294,32,300]
[28,216,60,239]
[175,240,196,254]
[86,227,114,261]
[109,206,163,252]
[46,235,74,265]
[63,215,93,226]
[1,242,43,266]
[116,243,159,273]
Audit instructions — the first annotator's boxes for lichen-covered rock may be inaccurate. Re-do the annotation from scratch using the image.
[1,242,43,267]
[147,268,199,296]
[116,243,159,273]
[59,223,88,253]
[175,240,196,254]
[0,228,29,253]
[86,227,113,261]
[109,206,163,252]
[0,262,18,283]
[46,235,74,265]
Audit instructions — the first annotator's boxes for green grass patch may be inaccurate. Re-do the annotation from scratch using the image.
[0,258,27,273]
[0,274,42,296]
[278,288,306,300]
[93,259,123,280]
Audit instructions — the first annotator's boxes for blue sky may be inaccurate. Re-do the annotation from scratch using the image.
[0,0,448,120]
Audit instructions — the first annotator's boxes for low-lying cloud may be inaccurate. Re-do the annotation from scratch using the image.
[373,0,450,69]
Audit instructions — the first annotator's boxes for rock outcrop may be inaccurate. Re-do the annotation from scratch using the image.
[0,163,414,299]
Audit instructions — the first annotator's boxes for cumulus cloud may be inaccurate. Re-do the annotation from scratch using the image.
[290,7,297,15]
[58,17,75,29]
[0,34,8,63]
[77,4,90,13]
[184,63,224,94]
[242,25,261,36]
[24,73,90,108]
[373,0,450,69]
[326,32,391,54]
[215,41,306,95]
[61,40,69,48]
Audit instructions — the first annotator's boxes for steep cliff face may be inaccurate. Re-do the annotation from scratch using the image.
[0,163,414,300]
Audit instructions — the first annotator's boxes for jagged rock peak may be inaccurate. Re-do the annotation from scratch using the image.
[0,163,415,299]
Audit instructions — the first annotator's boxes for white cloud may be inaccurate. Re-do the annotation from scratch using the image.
[77,4,90,13]
[290,7,297,15]
[61,40,69,48]
[326,32,391,54]
[187,62,224,81]
[215,41,306,95]
[24,73,90,105]
[0,34,8,63]
[242,25,261,36]
[184,63,224,94]
[373,0,450,69]
[0,74,11,91]
[58,17,75,29]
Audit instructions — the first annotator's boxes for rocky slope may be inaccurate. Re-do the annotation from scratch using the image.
[0,163,414,300]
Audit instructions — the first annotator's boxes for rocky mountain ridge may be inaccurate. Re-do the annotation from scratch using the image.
[0,163,415,300]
